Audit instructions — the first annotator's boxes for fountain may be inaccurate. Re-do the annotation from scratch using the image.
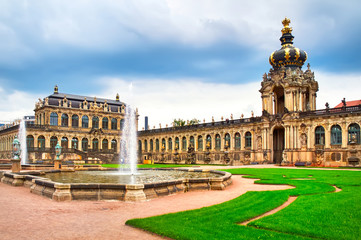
[119,104,137,175]
[1,88,232,201]
[18,118,27,165]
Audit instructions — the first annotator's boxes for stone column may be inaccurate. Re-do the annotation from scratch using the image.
[290,126,294,149]
[341,122,348,148]
[325,125,331,148]
[269,95,274,114]
[89,116,93,129]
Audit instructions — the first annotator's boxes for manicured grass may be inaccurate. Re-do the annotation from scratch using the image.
[126,168,361,240]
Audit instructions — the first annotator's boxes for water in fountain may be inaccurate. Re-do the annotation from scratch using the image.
[18,118,27,165]
[119,104,137,175]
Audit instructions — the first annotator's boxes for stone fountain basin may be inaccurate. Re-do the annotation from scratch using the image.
[1,168,232,202]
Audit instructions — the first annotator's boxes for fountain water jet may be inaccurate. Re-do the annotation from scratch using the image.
[18,118,27,165]
[119,104,137,175]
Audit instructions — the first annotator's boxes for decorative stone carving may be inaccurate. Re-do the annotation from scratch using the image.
[300,133,307,147]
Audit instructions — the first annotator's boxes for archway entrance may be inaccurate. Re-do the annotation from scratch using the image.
[273,127,285,163]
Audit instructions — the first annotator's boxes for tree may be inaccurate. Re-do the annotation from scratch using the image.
[172,118,200,127]
[188,118,200,125]
[172,118,186,127]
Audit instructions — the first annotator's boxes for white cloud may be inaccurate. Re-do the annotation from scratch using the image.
[0,69,359,128]
[97,76,262,130]
[315,70,361,108]
[97,69,361,130]
[0,86,38,123]
[2,0,359,63]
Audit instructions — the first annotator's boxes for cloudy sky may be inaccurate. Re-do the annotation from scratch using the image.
[0,0,360,129]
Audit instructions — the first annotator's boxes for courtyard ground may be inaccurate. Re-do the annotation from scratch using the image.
[1,165,359,240]
[0,165,293,240]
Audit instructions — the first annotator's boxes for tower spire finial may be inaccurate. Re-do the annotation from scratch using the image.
[281,17,292,34]
[54,85,58,94]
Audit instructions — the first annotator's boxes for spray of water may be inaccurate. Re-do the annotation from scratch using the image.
[118,83,138,175]
[18,119,27,165]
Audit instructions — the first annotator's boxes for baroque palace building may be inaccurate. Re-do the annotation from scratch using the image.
[137,18,361,166]
[0,85,138,163]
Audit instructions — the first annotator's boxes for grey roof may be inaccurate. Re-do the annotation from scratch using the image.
[47,92,125,107]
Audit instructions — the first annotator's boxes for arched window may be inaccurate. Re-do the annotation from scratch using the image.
[190,136,195,148]
[61,137,68,149]
[168,138,172,151]
[120,119,125,130]
[206,135,212,149]
[102,139,108,150]
[82,138,88,151]
[182,137,187,151]
[224,133,231,149]
[72,115,79,127]
[61,114,68,127]
[72,137,78,149]
[38,136,45,150]
[50,112,58,126]
[144,140,148,152]
[198,135,203,151]
[82,115,89,128]
[111,118,117,130]
[348,123,360,144]
[50,136,58,149]
[156,139,159,152]
[245,132,252,148]
[138,140,142,152]
[215,134,221,150]
[162,138,166,151]
[315,126,325,145]
[235,133,241,149]
[92,116,99,129]
[102,117,108,129]
[150,139,154,151]
[92,138,99,150]
[175,137,179,150]
[111,139,117,152]
[331,125,342,145]
[26,135,34,149]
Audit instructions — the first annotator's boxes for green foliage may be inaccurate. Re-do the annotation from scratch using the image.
[173,118,186,127]
[172,118,200,127]
[188,118,200,125]
[127,168,361,240]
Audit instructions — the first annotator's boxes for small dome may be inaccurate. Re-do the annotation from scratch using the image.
[269,18,307,69]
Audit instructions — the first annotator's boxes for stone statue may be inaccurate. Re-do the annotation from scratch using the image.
[263,73,268,81]
[257,136,262,150]
[342,98,346,107]
[300,133,307,147]
[282,150,287,162]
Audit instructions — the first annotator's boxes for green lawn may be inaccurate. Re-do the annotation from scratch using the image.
[126,168,361,240]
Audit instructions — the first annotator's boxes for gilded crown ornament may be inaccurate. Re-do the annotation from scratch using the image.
[281,17,292,34]
[269,18,307,69]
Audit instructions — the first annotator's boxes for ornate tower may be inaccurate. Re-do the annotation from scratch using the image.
[260,18,318,115]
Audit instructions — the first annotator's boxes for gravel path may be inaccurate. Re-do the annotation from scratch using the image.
[0,171,293,240]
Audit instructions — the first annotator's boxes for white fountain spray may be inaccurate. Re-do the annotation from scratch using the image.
[119,84,137,175]
[18,118,27,165]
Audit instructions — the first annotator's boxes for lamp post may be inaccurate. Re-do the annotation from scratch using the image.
[54,142,62,169]
[11,136,21,172]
